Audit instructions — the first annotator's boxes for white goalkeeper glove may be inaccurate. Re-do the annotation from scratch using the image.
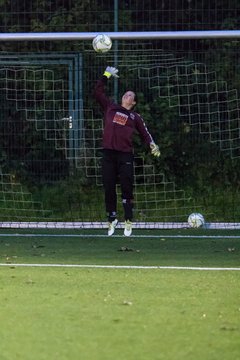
[150,143,161,158]
[103,66,119,78]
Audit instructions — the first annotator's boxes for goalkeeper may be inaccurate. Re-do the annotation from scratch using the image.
[94,66,160,237]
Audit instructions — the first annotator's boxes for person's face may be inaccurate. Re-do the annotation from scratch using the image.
[121,91,136,110]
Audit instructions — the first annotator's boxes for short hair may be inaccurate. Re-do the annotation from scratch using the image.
[133,92,138,104]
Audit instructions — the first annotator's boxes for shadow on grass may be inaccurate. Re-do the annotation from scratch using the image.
[0,228,239,267]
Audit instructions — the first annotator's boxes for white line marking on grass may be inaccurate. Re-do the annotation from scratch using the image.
[0,263,240,271]
[0,233,240,239]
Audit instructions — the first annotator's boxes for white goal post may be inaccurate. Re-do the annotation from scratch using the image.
[0,30,240,230]
[0,30,240,41]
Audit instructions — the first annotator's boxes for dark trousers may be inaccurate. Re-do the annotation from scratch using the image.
[102,149,134,221]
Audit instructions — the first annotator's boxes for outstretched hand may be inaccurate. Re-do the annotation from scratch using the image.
[104,66,119,78]
[150,143,161,157]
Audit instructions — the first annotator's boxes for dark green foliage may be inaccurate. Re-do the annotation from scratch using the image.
[0,1,240,222]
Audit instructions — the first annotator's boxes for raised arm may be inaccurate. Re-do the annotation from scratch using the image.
[94,67,119,110]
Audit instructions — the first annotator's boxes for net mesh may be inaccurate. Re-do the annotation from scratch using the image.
[0,1,240,228]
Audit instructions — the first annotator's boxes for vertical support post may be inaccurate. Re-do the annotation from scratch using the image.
[114,0,119,101]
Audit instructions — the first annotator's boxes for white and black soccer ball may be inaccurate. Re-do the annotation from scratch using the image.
[188,213,205,228]
[92,34,112,53]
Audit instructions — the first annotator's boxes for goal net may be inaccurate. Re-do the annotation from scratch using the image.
[0,32,240,229]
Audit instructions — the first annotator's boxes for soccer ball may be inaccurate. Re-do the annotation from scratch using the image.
[92,34,112,53]
[188,213,205,228]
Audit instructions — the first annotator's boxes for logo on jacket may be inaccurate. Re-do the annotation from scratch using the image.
[113,112,128,126]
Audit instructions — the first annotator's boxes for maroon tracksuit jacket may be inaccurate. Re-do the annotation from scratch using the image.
[94,75,155,220]
[94,76,154,152]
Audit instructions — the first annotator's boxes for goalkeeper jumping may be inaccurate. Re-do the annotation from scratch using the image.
[94,66,160,236]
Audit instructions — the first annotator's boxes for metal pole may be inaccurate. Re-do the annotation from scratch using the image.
[114,0,119,101]
[1,30,240,41]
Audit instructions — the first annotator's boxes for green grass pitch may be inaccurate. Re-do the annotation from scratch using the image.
[0,228,240,360]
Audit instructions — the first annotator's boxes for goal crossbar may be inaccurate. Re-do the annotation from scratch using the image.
[1,30,240,41]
